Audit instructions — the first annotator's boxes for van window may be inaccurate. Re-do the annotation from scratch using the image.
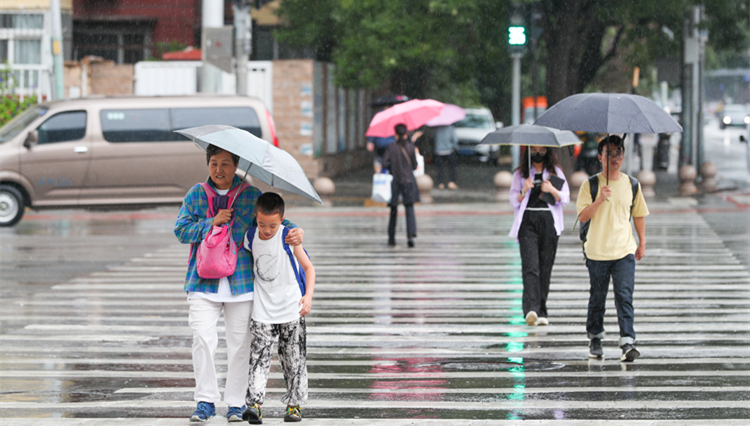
[171,107,261,139]
[0,105,47,143]
[101,109,172,142]
[37,111,86,144]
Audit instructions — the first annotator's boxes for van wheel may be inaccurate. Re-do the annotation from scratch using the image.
[0,185,25,227]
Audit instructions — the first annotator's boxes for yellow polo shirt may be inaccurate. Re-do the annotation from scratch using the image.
[576,173,649,261]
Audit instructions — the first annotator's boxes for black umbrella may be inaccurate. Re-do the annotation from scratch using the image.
[479,124,581,171]
[534,93,683,186]
[370,94,410,108]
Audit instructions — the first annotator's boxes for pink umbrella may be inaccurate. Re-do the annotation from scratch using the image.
[366,99,444,137]
[425,104,466,127]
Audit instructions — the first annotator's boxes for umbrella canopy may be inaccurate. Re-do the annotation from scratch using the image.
[425,104,466,127]
[370,94,410,108]
[479,124,581,147]
[366,99,445,137]
[534,93,683,134]
[175,125,322,204]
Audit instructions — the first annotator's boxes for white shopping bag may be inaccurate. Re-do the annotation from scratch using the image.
[371,173,393,203]
[413,152,425,177]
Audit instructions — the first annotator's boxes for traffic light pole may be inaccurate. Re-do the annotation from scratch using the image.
[511,52,523,170]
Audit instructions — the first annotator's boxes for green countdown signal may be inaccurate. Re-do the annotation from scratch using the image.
[508,26,527,46]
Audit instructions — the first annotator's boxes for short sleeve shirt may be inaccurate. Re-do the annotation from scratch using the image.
[576,173,649,261]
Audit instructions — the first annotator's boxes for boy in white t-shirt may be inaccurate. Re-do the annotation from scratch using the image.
[241,192,315,424]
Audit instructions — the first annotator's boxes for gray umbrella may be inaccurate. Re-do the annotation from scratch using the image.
[479,124,581,170]
[175,125,322,204]
[533,93,683,134]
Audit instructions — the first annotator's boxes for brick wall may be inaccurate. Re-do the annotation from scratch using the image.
[63,57,134,98]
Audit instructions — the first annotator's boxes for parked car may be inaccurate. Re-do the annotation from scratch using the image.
[454,107,501,162]
[0,95,277,226]
[719,104,750,129]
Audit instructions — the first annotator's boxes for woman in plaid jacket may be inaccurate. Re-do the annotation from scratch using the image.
[174,144,303,422]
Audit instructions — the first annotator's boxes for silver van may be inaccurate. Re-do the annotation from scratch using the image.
[0,95,277,226]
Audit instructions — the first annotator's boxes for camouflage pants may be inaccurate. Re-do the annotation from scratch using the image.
[246,317,308,406]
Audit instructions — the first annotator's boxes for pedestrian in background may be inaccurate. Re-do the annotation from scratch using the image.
[174,145,304,423]
[383,123,420,247]
[366,135,395,173]
[509,146,569,326]
[577,135,649,362]
[433,125,459,190]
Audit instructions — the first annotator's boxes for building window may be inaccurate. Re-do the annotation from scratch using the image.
[0,40,7,62]
[74,24,152,64]
[14,39,42,64]
[0,14,44,29]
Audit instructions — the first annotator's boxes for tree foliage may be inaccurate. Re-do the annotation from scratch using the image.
[275,0,749,121]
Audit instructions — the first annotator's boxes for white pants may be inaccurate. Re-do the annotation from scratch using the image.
[188,298,253,407]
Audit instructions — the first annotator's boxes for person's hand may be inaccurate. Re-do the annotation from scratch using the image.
[212,209,233,226]
[598,185,612,203]
[541,180,555,193]
[366,141,374,152]
[299,294,313,316]
[285,228,304,246]
[635,244,646,261]
[522,178,534,194]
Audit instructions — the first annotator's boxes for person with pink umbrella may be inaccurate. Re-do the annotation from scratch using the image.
[425,104,466,190]
[382,124,420,247]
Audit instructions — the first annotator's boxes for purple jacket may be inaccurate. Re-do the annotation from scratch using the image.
[508,166,570,241]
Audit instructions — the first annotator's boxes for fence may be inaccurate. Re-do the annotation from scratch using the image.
[133,61,273,112]
[0,64,52,102]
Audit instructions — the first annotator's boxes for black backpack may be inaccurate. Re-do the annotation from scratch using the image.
[578,174,639,247]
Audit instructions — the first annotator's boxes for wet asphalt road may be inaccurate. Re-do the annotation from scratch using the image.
[1,190,749,424]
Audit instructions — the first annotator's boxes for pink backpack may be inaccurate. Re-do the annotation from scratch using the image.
[195,182,249,279]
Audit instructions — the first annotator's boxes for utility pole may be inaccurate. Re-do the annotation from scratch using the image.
[233,0,252,96]
[680,6,704,170]
[201,0,224,93]
[628,67,640,176]
[50,0,64,99]
[508,9,527,170]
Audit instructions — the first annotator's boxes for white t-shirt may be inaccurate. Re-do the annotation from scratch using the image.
[188,188,253,303]
[247,225,302,324]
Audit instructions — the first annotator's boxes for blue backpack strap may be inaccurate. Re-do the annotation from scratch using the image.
[282,227,307,297]
[244,225,258,252]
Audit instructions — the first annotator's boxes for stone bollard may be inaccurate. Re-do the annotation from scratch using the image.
[313,177,335,206]
[700,161,718,193]
[416,174,434,204]
[569,171,589,200]
[637,170,656,199]
[678,165,697,196]
[493,171,513,202]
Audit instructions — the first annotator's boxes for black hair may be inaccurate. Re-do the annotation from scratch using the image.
[597,135,625,155]
[206,144,240,166]
[394,124,408,143]
[255,192,285,218]
[516,146,559,179]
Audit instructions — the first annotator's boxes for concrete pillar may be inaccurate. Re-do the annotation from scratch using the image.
[637,170,656,199]
[493,171,513,202]
[313,177,335,206]
[569,171,589,200]
[700,161,717,193]
[417,174,434,204]
[679,165,698,196]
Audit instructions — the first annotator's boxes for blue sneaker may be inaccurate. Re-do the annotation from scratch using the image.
[227,405,245,422]
[190,401,216,422]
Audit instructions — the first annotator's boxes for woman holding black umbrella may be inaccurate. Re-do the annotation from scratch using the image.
[509,146,570,326]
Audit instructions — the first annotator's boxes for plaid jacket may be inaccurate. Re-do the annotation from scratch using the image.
[174,176,295,295]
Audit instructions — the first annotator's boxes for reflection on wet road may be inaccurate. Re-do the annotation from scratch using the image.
[1,202,749,424]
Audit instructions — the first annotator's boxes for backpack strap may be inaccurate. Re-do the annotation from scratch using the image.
[282,227,307,297]
[199,182,218,218]
[589,174,599,203]
[629,175,639,220]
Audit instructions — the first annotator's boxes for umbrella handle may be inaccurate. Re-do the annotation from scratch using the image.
[229,166,251,209]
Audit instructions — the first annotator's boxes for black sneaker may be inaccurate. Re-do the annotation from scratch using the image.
[387,238,396,246]
[284,405,302,422]
[242,403,262,424]
[589,338,604,359]
[407,239,415,248]
[620,344,640,362]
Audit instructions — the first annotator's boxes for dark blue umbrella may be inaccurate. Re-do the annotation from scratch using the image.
[534,93,682,134]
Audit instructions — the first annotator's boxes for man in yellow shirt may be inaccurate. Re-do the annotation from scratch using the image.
[576,135,649,362]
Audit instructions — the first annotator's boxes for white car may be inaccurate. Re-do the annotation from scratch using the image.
[454,108,501,162]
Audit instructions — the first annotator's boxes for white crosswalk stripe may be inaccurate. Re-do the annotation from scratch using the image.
[1,205,749,423]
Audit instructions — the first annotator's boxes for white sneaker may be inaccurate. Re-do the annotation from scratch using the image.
[525,311,537,326]
[536,317,549,326]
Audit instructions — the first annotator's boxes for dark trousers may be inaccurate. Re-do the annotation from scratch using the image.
[585,254,636,347]
[435,151,457,185]
[517,210,558,318]
[388,204,416,241]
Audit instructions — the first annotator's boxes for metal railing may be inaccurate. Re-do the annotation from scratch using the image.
[0,64,51,102]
